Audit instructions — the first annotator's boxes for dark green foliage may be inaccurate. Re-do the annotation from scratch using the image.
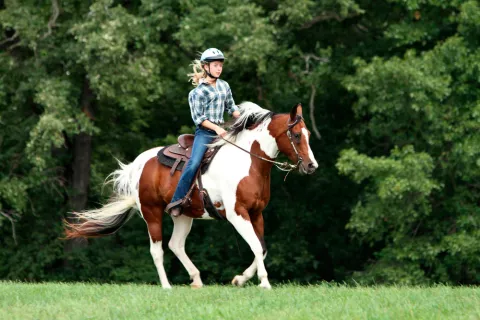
[1,0,478,285]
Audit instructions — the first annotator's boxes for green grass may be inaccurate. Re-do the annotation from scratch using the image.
[1,282,479,320]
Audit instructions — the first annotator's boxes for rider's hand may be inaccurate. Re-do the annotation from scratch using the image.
[215,126,227,137]
[232,110,241,118]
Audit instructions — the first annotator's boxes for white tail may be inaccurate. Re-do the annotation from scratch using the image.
[65,148,162,238]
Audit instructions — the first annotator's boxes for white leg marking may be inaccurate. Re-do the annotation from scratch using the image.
[232,252,268,287]
[168,215,203,288]
[226,209,271,289]
[149,238,172,289]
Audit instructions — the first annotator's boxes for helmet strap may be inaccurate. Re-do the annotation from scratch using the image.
[205,63,219,79]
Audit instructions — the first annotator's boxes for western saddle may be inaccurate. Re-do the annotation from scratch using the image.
[157,134,224,219]
[159,134,217,176]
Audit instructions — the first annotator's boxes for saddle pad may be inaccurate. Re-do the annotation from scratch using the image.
[157,145,220,174]
[157,147,185,172]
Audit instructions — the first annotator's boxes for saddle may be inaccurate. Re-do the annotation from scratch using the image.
[160,134,217,176]
[157,134,224,220]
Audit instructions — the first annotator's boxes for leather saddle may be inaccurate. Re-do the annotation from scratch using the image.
[156,134,224,220]
[159,134,217,176]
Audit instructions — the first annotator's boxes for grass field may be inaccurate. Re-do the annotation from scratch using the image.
[1,281,479,320]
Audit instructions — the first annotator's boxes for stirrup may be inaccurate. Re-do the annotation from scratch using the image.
[165,199,184,216]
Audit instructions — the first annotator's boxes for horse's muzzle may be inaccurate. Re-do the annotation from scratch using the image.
[299,162,317,175]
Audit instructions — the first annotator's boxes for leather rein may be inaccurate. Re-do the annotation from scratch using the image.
[220,115,304,181]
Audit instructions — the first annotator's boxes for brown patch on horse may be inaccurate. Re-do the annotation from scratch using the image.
[250,211,266,253]
[213,201,227,218]
[139,157,209,220]
[234,141,273,219]
[214,202,226,216]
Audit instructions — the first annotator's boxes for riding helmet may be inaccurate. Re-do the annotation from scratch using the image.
[200,48,225,63]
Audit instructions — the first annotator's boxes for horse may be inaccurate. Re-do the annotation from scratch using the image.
[65,102,318,289]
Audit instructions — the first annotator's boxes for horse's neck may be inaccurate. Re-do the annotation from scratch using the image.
[236,119,278,155]
[232,119,278,171]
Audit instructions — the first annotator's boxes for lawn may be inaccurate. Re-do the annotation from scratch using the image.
[1,282,479,320]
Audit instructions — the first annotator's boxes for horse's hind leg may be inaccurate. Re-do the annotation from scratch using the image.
[232,211,267,287]
[168,215,203,288]
[142,204,172,289]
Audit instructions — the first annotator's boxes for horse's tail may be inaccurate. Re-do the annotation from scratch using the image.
[64,159,140,239]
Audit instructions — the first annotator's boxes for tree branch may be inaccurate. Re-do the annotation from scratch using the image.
[309,85,322,140]
[300,11,361,29]
[302,54,329,74]
[41,0,60,39]
[0,210,18,245]
[6,42,22,51]
[0,31,19,45]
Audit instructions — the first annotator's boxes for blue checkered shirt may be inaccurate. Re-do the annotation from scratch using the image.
[189,79,239,126]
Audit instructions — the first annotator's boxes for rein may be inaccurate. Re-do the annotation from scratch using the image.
[220,115,304,181]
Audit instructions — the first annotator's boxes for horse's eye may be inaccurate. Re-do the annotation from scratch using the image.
[294,133,301,140]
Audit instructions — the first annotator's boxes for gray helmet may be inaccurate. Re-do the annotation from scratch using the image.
[200,48,225,63]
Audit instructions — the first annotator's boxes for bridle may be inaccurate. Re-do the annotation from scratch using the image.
[285,115,304,168]
[220,115,304,180]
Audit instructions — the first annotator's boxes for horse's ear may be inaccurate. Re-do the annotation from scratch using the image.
[290,103,303,121]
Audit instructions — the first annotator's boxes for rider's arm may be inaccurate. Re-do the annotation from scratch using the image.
[224,85,239,117]
[189,90,208,126]
[200,119,221,131]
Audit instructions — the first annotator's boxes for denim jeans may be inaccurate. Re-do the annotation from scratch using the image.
[170,127,216,203]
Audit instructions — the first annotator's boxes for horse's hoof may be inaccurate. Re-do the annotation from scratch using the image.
[232,275,246,287]
[190,283,203,289]
[258,279,271,290]
[162,285,172,290]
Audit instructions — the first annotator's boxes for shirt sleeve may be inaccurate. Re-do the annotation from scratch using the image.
[189,90,207,126]
[224,84,239,115]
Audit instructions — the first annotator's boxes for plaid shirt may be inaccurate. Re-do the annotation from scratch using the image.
[189,79,238,126]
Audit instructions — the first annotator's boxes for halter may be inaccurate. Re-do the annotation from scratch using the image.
[220,115,305,181]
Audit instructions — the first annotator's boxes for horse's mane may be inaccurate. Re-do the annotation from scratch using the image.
[210,102,275,147]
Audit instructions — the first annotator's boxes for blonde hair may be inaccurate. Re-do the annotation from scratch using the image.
[188,59,207,87]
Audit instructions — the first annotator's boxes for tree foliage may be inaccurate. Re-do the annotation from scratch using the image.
[0,0,478,285]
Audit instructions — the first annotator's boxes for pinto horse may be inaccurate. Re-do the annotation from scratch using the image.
[65,102,318,289]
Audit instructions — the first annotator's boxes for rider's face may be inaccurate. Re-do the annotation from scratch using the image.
[205,61,223,78]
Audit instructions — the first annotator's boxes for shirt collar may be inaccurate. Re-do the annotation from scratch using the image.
[199,78,220,86]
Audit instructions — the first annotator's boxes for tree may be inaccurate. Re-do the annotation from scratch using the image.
[1,0,478,285]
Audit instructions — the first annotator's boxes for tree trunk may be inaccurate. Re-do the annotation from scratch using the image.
[69,132,92,212]
[64,78,95,254]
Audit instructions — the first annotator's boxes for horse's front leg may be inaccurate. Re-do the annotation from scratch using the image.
[232,211,267,287]
[226,206,271,289]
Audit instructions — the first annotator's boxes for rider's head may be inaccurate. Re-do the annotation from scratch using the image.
[200,48,225,79]
[188,48,225,86]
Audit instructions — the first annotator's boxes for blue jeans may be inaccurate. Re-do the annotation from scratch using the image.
[170,127,216,203]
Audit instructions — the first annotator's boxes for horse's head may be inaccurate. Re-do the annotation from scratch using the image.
[270,103,318,175]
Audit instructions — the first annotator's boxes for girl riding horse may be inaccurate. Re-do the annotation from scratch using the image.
[166,48,241,217]
[65,51,319,289]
